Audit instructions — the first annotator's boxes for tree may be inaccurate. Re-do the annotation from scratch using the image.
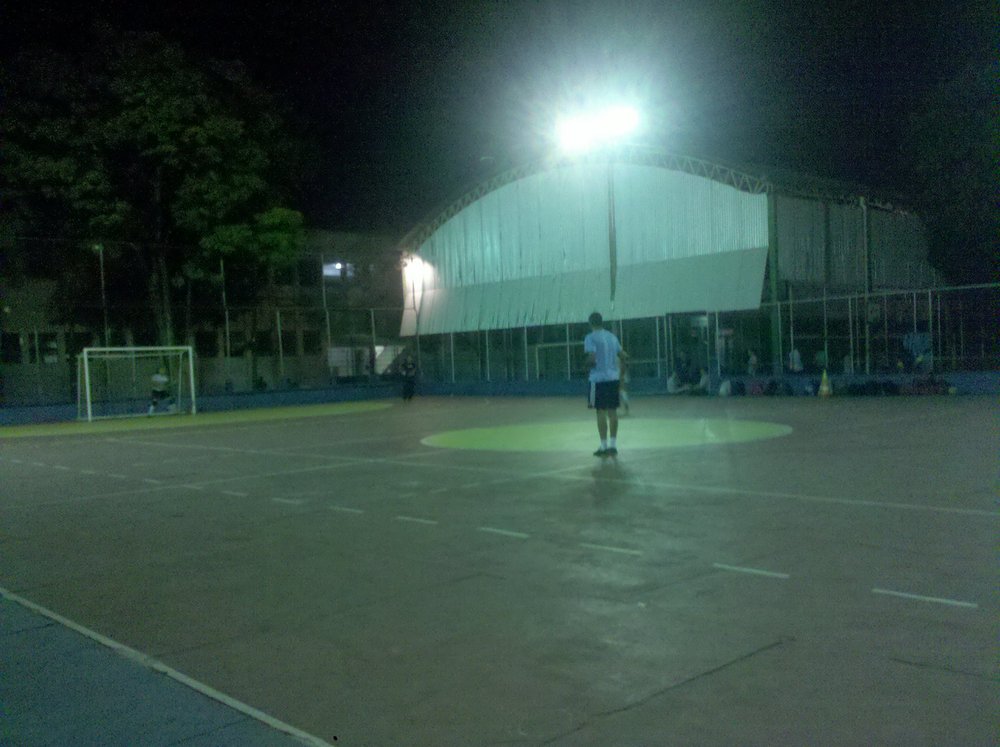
[2,26,305,344]
[903,60,999,284]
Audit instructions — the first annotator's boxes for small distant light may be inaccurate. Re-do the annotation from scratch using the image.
[334,262,343,270]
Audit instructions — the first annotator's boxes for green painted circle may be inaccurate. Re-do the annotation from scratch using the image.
[422,418,793,452]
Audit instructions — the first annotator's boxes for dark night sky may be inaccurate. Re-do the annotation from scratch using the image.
[6,1,996,233]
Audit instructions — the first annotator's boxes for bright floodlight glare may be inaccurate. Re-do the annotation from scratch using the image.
[556,105,640,153]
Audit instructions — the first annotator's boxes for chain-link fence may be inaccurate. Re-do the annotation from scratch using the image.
[410,284,999,384]
[2,284,996,405]
[0,303,410,406]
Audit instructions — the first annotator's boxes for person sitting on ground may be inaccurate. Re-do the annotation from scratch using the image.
[667,372,690,395]
[691,368,711,395]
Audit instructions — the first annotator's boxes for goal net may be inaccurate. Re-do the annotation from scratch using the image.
[77,346,197,421]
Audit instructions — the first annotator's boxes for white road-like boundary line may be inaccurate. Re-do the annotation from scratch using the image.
[0,586,337,747]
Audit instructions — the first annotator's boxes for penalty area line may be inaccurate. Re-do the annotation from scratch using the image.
[0,586,337,747]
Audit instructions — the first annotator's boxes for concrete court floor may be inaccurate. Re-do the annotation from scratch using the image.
[0,394,996,746]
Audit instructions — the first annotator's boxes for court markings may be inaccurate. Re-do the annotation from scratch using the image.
[309,499,981,610]
[0,586,338,747]
[872,587,979,609]
[0,400,393,439]
[713,563,790,579]
[1,441,996,520]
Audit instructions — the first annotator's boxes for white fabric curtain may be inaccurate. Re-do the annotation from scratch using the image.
[407,162,770,335]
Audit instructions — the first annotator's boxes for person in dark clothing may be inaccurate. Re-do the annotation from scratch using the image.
[400,354,417,401]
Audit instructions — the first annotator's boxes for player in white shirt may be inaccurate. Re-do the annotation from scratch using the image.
[583,312,627,457]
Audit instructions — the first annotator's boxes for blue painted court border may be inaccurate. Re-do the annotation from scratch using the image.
[0,591,332,746]
[1,372,997,426]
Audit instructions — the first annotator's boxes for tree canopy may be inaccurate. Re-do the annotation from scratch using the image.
[2,26,306,343]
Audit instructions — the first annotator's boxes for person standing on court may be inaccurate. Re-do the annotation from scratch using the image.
[584,312,625,456]
[400,353,417,402]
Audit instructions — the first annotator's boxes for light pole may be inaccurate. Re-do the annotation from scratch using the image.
[555,105,641,312]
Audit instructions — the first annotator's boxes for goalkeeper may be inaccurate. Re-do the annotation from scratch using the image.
[148,367,171,415]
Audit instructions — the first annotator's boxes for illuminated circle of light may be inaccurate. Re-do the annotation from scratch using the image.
[422,418,792,452]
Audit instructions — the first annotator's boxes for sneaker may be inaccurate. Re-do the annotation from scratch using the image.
[593,448,608,457]
[606,447,618,456]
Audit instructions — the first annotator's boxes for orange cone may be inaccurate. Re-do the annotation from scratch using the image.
[819,369,832,398]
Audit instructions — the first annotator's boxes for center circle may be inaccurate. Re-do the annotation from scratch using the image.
[422,418,792,452]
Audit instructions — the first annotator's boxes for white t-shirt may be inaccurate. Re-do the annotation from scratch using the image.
[584,328,621,383]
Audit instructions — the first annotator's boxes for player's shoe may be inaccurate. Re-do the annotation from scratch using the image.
[593,448,609,457]
[606,447,618,456]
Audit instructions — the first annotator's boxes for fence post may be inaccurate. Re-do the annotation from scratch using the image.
[565,323,571,381]
[369,308,377,381]
[276,309,284,382]
[715,311,721,378]
[883,295,889,368]
[927,290,933,371]
[822,289,829,371]
[655,316,662,378]
[485,330,492,381]
[523,327,529,381]
[450,332,455,383]
[847,297,854,373]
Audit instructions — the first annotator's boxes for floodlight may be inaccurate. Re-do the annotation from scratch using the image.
[556,105,641,154]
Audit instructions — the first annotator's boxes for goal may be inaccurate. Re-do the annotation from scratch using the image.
[77,346,197,421]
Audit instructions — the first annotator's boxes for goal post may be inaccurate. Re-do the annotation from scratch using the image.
[77,346,197,421]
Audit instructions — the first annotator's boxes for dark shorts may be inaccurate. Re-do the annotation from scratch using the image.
[588,380,620,410]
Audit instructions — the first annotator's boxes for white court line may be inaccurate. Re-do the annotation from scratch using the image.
[142,478,163,485]
[580,542,642,557]
[429,487,449,494]
[272,498,305,506]
[330,506,364,514]
[395,515,438,526]
[0,586,337,747]
[872,587,978,609]
[52,465,70,471]
[553,472,999,519]
[461,483,482,490]
[478,526,529,539]
[713,563,790,579]
[108,473,127,479]
[29,433,996,520]
[221,490,248,497]
[32,462,45,467]
[80,469,97,475]
[182,485,206,491]
[9,458,22,463]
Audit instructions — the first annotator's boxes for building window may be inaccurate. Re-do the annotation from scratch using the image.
[26,333,59,364]
[323,261,355,280]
